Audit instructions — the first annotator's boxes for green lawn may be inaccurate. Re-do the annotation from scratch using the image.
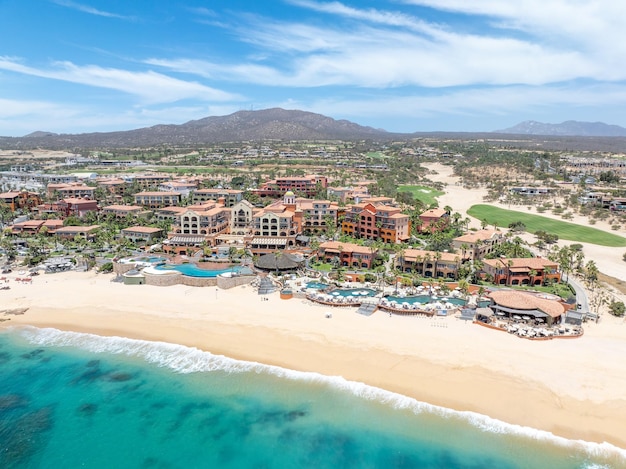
[397,185,444,206]
[467,204,626,247]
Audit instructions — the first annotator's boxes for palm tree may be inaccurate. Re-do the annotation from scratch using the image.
[460,243,470,261]
[501,259,513,285]
[457,278,470,301]
[528,269,537,286]
[434,251,442,278]
[397,248,406,273]
[584,260,599,290]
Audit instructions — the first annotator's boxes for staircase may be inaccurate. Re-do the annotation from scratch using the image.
[257,276,277,295]
[356,303,378,316]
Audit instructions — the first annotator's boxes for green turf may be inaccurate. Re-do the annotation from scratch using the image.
[398,185,444,206]
[467,204,626,247]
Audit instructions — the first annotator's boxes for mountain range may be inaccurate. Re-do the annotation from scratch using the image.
[494,120,626,137]
[4,108,397,149]
[2,109,626,150]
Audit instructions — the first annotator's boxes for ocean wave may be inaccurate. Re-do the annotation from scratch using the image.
[11,326,626,464]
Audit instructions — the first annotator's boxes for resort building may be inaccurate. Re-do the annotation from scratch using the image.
[452,229,505,261]
[395,249,461,279]
[253,175,327,198]
[230,200,255,235]
[54,225,100,241]
[248,192,301,253]
[10,220,45,235]
[0,191,42,211]
[486,290,569,326]
[158,181,198,198]
[34,198,99,218]
[296,198,339,235]
[417,208,449,233]
[134,191,182,209]
[341,201,410,244]
[164,202,231,254]
[326,184,372,204]
[482,257,561,286]
[120,226,164,244]
[101,204,146,219]
[153,206,188,223]
[317,241,376,269]
[509,187,552,196]
[10,219,64,235]
[128,174,172,190]
[191,188,244,207]
[59,198,99,217]
[609,197,626,211]
[47,183,96,199]
[96,178,127,196]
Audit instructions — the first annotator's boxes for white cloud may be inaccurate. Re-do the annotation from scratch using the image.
[401,0,626,51]
[141,0,626,91]
[0,57,241,103]
[286,0,441,35]
[148,22,593,88]
[302,83,626,125]
[51,0,134,20]
[0,98,244,136]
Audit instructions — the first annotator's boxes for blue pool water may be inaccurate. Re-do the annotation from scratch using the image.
[386,294,466,305]
[1,327,624,468]
[127,256,167,265]
[305,282,330,290]
[155,264,247,278]
[333,288,378,297]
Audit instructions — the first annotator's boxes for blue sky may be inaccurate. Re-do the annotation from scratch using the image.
[1,0,625,136]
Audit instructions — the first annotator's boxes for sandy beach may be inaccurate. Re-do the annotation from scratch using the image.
[2,270,626,449]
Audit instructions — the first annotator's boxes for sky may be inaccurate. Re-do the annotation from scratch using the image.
[1,0,626,137]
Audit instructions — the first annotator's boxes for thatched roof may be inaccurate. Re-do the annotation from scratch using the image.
[254,253,302,271]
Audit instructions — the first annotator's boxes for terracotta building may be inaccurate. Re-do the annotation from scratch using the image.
[341,201,410,244]
[482,257,561,286]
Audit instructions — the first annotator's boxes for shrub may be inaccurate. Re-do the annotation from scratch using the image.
[364,273,377,283]
[98,262,113,273]
[609,301,625,317]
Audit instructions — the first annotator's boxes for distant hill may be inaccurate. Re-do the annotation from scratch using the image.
[4,110,626,152]
[0,108,397,149]
[494,120,626,137]
[23,131,59,138]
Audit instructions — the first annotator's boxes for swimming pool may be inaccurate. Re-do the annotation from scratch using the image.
[332,288,378,297]
[121,256,167,265]
[155,264,248,278]
[385,295,467,306]
[305,282,330,290]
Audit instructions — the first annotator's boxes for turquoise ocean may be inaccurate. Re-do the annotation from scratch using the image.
[1,326,624,469]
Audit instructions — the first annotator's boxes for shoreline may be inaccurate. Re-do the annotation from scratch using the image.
[2,271,626,450]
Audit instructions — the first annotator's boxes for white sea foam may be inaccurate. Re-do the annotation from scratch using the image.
[11,326,626,464]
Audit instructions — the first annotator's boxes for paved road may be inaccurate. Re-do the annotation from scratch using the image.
[566,275,590,315]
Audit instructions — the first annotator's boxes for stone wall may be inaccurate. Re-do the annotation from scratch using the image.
[181,276,218,287]
[113,262,138,275]
[144,271,183,287]
[217,274,255,289]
